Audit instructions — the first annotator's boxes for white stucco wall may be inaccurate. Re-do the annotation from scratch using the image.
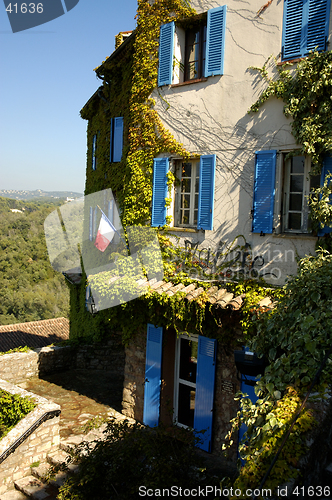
[154,0,332,284]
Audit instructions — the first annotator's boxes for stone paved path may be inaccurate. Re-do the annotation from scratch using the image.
[19,369,123,439]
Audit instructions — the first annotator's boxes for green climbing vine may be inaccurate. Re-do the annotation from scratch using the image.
[121,0,195,227]
[249,51,332,172]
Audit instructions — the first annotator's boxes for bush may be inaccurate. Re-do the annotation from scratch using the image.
[0,389,36,439]
[58,418,218,500]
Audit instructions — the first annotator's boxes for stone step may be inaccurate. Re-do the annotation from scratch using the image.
[47,449,79,474]
[13,476,58,500]
[0,489,29,500]
[31,463,67,489]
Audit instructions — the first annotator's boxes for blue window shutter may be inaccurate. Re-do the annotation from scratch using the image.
[205,5,226,77]
[252,150,277,234]
[194,336,217,453]
[92,134,97,170]
[113,117,124,162]
[318,156,332,236]
[143,324,163,427]
[197,155,216,230]
[109,118,113,162]
[151,158,169,227]
[307,0,331,53]
[158,22,175,86]
[282,0,330,60]
[282,0,305,60]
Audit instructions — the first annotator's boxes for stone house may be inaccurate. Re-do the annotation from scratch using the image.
[73,0,332,458]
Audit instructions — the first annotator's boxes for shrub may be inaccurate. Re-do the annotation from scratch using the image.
[58,418,219,500]
[0,389,36,439]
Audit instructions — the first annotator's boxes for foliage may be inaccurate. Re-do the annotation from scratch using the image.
[0,197,70,325]
[223,250,332,492]
[57,418,217,500]
[309,172,332,232]
[223,388,315,498]
[0,346,30,355]
[0,389,36,439]
[249,51,332,171]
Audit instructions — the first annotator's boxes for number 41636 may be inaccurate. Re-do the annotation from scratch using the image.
[6,3,43,14]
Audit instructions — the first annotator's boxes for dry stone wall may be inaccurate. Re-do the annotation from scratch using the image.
[0,379,60,495]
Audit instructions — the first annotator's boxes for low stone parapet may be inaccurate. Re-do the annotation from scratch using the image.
[0,379,60,495]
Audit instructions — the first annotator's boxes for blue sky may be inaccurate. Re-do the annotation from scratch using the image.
[0,0,137,194]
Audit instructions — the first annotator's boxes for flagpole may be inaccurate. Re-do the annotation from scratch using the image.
[96,205,129,251]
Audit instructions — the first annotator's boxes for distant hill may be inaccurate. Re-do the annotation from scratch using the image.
[0,197,70,325]
[0,189,83,201]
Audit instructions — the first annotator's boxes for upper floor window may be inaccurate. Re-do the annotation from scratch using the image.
[92,134,97,170]
[110,117,124,163]
[158,5,226,86]
[282,155,320,232]
[282,0,331,61]
[252,150,331,235]
[184,25,207,81]
[151,155,216,231]
[174,160,200,227]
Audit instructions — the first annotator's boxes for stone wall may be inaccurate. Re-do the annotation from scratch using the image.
[0,338,125,385]
[0,379,60,495]
[122,331,146,421]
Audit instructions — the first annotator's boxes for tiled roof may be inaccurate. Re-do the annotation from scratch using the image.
[0,317,69,353]
[96,276,275,312]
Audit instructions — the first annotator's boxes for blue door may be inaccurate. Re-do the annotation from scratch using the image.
[143,324,163,427]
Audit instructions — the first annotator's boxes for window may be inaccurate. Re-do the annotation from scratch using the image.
[252,150,331,235]
[281,0,331,61]
[143,325,217,452]
[110,117,124,163]
[92,134,97,170]
[175,160,200,227]
[158,5,226,86]
[89,206,99,241]
[282,155,320,232]
[184,25,207,81]
[151,155,216,230]
[174,334,198,428]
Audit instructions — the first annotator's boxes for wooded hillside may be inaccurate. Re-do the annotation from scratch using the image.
[0,197,70,325]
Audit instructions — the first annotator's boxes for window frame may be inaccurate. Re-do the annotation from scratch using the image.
[92,134,97,171]
[173,333,199,429]
[158,5,226,87]
[174,159,200,228]
[183,23,207,82]
[281,154,320,233]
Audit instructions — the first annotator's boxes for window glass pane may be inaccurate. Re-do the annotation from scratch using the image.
[202,25,206,77]
[179,338,197,383]
[291,156,305,173]
[194,209,198,225]
[178,384,195,427]
[182,194,191,209]
[180,210,189,225]
[290,175,304,192]
[181,178,191,193]
[182,162,192,177]
[288,212,302,230]
[289,193,303,211]
[194,194,198,210]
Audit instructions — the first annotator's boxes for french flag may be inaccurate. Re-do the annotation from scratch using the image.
[94,212,115,252]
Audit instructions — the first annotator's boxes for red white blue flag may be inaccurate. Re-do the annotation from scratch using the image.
[94,213,115,252]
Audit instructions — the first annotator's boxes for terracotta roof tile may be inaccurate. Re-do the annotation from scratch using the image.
[0,317,69,353]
